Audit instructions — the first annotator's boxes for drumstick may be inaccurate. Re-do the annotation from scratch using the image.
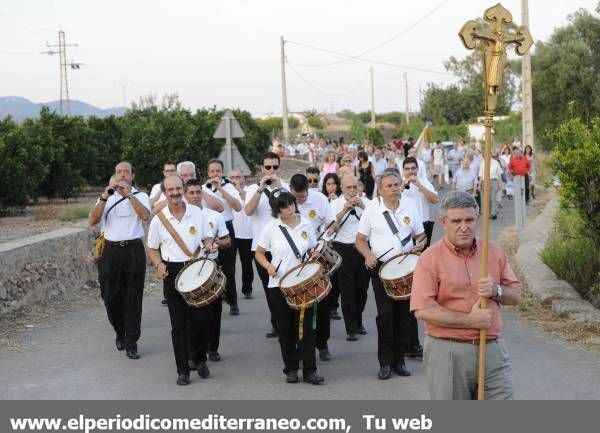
[275,259,283,273]
[316,220,336,242]
[198,234,218,276]
[376,247,394,261]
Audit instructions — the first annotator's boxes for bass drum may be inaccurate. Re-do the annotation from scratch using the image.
[279,262,331,310]
[175,259,225,307]
[378,253,420,300]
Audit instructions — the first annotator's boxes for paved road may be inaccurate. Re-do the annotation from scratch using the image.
[1,193,599,399]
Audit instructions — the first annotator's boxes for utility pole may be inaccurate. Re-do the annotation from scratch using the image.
[403,72,410,125]
[521,0,534,150]
[42,30,80,115]
[370,66,376,127]
[280,36,290,145]
[117,79,132,108]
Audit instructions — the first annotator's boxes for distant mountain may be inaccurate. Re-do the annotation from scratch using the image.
[0,96,126,122]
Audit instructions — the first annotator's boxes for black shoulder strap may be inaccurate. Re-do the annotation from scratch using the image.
[105,191,141,221]
[382,210,412,247]
[278,225,302,260]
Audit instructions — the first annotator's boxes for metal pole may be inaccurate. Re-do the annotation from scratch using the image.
[521,0,534,150]
[280,36,290,146]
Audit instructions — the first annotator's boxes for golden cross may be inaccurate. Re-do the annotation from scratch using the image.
[459,3,533,113]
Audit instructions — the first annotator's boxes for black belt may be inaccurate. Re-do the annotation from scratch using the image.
[433,336,498,345]
[104,238,143,247]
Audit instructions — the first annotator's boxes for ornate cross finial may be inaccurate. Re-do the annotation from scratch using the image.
[459,3,533,113]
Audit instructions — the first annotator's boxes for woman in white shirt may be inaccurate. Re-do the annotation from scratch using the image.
[255,190,323,385]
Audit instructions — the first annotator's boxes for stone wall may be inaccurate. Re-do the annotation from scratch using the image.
[514,195,600,327]
[0,224,97,317]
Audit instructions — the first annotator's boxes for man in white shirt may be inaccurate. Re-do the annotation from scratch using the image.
[289,174,335,361]
[432,141,445,189]
[407,146,428,181]
[147,175,216,385]
[229,169,254,299]
[149,161,177,209]
[477,151,505,220]
[205,159,242,315]
[446,142,462,179]
[244,152,290,338]
[327,175,370,341]
[89,162,150,360]
[184,179,231,363]
[355,171,426,380]
[373,148,388,177]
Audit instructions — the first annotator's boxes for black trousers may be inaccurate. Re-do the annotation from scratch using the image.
[269,286,316,374]
[101,241,145,350]
[423,220,435,250]
[315,289,332,350]
[234,237,254,295]
[329,278,340,312]
[333,242,369,335]
[219,220,237,307]
[207,257,223,353]
[253,251,277,330]
[164,261,210,375]
[370,265,412,367]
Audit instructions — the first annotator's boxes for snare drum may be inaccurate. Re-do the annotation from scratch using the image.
[312,240,342,275]
[378,253,420,300]
[279,262,331,310]
[175,259,226,307]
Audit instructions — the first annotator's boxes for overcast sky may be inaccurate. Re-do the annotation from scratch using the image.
[1,0,598,116]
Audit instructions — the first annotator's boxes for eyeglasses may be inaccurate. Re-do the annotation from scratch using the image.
[263,165,279,170]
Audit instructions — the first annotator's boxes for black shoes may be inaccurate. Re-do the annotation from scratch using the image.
[329,309,342,320]
[266,328,278,338]
[286,371,299,383]
[393,363,412,377]
[346,333,357,341]
[230,305,240,315]
[303,372,324,385]
[406,344,423,359]
[197,362,210,379]
[115,338,125,351]
[176,374,190,386]
[319,348,332,361]
[208,351,221,362]
[161,298,168,306]
[491,214,498,220]
[356,325,367,335]
[126,347,140,359]
[243,292,253,299]
[378,365,392,380]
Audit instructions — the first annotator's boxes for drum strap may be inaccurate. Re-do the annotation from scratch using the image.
[105,191,141,221]
[333,207,360,239]
[279,225,302,260]
[382,211,412,247]
[157,212,201,259]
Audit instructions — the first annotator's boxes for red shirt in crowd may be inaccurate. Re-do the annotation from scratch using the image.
[508,156,531,176]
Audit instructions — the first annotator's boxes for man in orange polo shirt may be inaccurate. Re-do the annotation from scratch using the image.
[410,191,521,400]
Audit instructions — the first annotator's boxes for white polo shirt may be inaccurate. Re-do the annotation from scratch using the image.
[296,189,331,233]
[244,180,290,251]
[199,206,229,260]
[478,158,503,181]
[327,195,367,244]
[453,168,477,192]
[256,216,317,288]
[373,158,388,176]
[401,178,438,222]
[100,188,150,242]
[147,203,206,262]
[203,181,240,222]
[149,183,162,201]
[232,185,253,239]
[357,196,424,262]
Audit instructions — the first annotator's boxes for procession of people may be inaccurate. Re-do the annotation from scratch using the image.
[91,137,526,399]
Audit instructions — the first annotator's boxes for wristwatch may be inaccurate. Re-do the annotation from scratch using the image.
[493,284,503,301]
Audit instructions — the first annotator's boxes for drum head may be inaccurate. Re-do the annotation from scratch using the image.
[380,254,419,279]
[177,260,216,293]
[280,262,321,288]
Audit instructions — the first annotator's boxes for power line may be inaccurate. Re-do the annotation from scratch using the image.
[286,62,370,97]
[286,0,449,68]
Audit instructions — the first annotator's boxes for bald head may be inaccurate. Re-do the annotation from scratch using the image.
[162,175,185,205]
[341,175,358,197]
[115,161,134,185]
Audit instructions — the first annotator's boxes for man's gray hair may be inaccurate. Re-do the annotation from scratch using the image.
[377,170,400,187]
[439,191,479,217]
[177,161,196,174]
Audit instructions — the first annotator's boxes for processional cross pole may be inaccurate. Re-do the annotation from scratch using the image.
[458,3,533,400]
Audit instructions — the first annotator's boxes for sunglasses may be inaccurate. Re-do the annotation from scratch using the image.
[343,160,352,163]
[308,179,319,184]
[263,165,279,170]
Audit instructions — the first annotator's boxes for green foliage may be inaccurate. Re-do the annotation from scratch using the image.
[432,123,469,142]
[420,84,483,125]
[255,116,299,132]
[59,207,90,221]
[531,7,600,149]
[541,206,600,305]
[303,110,325,130]
[378,111,406,125]
[493,113,522,145]
[350,119,366,144]
[365,128,385,147]
[548,117,600,247]
[336,110,371,124]
[393,118,425,140]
